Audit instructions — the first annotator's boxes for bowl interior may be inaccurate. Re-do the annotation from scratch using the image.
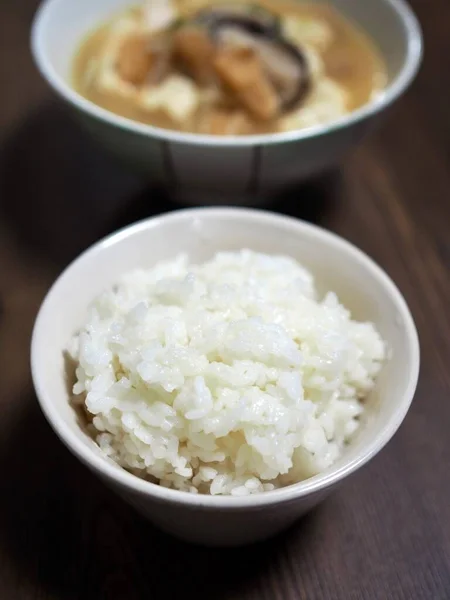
[35,0,416,101]
[34,0,134,83]
[32,209,419,502]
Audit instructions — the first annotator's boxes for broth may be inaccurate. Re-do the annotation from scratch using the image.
[72,0,388,136]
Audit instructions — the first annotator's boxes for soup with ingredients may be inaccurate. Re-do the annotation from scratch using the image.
[73,0,388,136]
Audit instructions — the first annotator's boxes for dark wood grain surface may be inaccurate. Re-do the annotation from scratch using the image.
[1,1,449,598]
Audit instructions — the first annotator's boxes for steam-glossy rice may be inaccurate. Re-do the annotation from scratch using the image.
[69,250,385,496]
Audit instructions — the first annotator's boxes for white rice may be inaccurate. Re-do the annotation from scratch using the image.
[69,250,385,496]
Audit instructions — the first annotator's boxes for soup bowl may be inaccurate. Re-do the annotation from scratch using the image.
[31,0,422,204]
[31,207,420,546]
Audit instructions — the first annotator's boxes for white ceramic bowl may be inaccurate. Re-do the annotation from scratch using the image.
[31,0,423,205]
[31,207,420,546]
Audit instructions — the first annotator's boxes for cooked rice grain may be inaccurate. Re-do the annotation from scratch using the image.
[69,250,385,495]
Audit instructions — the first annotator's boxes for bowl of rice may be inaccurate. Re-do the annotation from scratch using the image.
[31,207,419,546]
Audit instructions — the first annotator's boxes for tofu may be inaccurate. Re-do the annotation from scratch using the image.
[140,75,200,122]
[280,78,347,131]
[173,27,217,85]
[96,69,137,99]
[283,16,333,53]
[214,46,279,121]
[143,0,177,33]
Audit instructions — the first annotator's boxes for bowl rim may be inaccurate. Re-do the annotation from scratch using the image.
[31,206,420,508]
[31,0,423,148]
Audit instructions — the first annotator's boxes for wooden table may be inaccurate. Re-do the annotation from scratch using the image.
[1,1,449,598]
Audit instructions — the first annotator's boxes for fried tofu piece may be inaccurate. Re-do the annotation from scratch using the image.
[173,27,217,85]
[214,46,279,121]
[116,34,153,86]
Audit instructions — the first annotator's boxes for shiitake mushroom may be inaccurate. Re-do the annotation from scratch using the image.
[194,3,282,37]
[186,4,311,113]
